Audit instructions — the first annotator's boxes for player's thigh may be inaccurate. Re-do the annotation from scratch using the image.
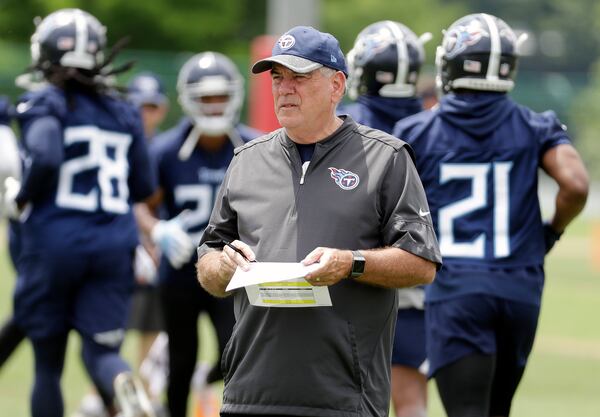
[489,300,540,415]
[426,294,498,378]
[14,251,85,340]
[73,250,135,342]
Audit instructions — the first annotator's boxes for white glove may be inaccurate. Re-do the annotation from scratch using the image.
[1,177,30,221]
[134,245,158,285]
[150,211,196,269]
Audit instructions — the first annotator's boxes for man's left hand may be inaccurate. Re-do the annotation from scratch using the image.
[302,247,353,286]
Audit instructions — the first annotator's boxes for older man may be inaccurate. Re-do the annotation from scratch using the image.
[197,26,441,417]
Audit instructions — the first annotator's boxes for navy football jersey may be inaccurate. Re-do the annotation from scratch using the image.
[393,93,570,305]
[14,86,155,255]
[338,95,423,133]
[151,118,261,285]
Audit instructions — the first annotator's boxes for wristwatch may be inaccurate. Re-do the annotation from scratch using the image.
[347,250,366,279]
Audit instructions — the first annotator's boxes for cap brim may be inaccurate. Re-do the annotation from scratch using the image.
[252,55,323,74]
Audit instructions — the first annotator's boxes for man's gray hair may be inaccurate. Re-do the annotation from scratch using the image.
[319,67,347,99]
[319,67,337,77]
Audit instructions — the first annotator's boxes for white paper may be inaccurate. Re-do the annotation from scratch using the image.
[245,278,332,307]
[225,262,332,307]
[226,262,321,291]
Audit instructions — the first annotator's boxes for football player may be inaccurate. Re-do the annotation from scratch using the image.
[127,72,170,141]
[393,13,589,417]
[4,9,156,417]
[340,21,431,417]
[0,96,26,372]
[134,51,262,417]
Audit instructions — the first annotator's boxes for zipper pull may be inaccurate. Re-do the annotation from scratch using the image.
[300,161,310,185]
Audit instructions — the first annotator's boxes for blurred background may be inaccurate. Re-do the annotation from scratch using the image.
[0,0,598,416]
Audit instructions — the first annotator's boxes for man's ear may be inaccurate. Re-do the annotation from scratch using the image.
[331,71,346,103]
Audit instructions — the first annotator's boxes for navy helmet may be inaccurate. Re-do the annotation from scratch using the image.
[127,72,168,108]
[347,20,431,99]
[436,13,525,94]
[177,52,244,135]
[30,8,106,72]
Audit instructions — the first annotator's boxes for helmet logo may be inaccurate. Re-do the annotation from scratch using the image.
[445,21,489,59]
[328,167,360,190]
[353,30,394,66]
[278,35,296,49]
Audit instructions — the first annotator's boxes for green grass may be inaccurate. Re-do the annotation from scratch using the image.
[1,218,599,416]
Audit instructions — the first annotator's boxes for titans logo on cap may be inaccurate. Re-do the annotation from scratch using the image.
[328,167,360,190]
[278,35,296,49]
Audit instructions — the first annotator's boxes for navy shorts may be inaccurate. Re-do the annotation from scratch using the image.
[14,249,135,342]
[426,294,540,378]
[392,308,427,371]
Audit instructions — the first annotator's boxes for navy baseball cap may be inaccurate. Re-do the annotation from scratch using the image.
[127,72,168,107]
[252,26,348,76]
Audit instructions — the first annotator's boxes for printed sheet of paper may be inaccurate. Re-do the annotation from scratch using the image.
[226,262,332,308]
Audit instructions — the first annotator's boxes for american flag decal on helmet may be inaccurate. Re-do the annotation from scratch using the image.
[328,167,360,190]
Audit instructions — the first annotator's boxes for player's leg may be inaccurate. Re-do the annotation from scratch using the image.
[205,293,235,384]
[13,252,77,417]
[435,354,496,417]
[127,285,165,369]
[161,282,201,417]
[426,295,499,417]
[0,316,25,369]
[489,299,540,417]
[391,308,428,417]
[30,333,69,417]
[76,250,153,417]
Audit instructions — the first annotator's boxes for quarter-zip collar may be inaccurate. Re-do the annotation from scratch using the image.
[279,115,358,150]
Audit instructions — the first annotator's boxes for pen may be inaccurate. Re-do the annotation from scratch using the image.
[225,242,257,263]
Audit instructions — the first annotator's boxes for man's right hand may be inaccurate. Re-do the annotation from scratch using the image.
[151,212,196,269]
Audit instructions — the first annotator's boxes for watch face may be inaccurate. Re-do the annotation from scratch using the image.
[351,251,366,277]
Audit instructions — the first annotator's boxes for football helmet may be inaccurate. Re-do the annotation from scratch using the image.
[30,8,106,72]
[347,21,431,99]
[436,13,524,94]
[177,52,244,135]
[127,72,168,108]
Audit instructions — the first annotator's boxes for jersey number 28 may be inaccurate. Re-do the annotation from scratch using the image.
[56,126,131,214]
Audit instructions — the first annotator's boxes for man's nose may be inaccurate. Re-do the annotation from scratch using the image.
[278,77,296,94]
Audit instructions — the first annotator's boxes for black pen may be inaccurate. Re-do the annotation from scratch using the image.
[225,242,257,263]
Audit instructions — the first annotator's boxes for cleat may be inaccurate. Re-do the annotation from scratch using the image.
[114,372,156,417]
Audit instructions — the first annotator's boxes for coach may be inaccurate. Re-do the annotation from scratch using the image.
[197,26,441,417]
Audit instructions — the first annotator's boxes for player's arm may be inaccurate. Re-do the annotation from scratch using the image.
[13,116,63,210]
[541,143,589,249]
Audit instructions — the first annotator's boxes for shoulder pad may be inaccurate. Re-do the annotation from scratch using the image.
[14,87,68,122]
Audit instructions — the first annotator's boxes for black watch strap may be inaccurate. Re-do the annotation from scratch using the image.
[347,250,366,279]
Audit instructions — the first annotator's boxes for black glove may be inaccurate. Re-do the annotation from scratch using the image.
[543,223,563,254]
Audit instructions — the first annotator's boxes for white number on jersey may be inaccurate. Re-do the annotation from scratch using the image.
[439,161,513,258]
[56,126,132,214]
[174,184,214,244]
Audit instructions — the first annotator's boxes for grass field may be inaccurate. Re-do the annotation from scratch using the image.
[0,218,598,417]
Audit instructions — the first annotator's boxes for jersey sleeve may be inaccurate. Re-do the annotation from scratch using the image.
[379,146,442,267]
[197,158,239,254]
[534,110,572,160]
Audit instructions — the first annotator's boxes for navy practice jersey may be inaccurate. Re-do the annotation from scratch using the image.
[14,86,155,255]
[151,118,261,285]
[393,92,570,305]
[338,95,423,133]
